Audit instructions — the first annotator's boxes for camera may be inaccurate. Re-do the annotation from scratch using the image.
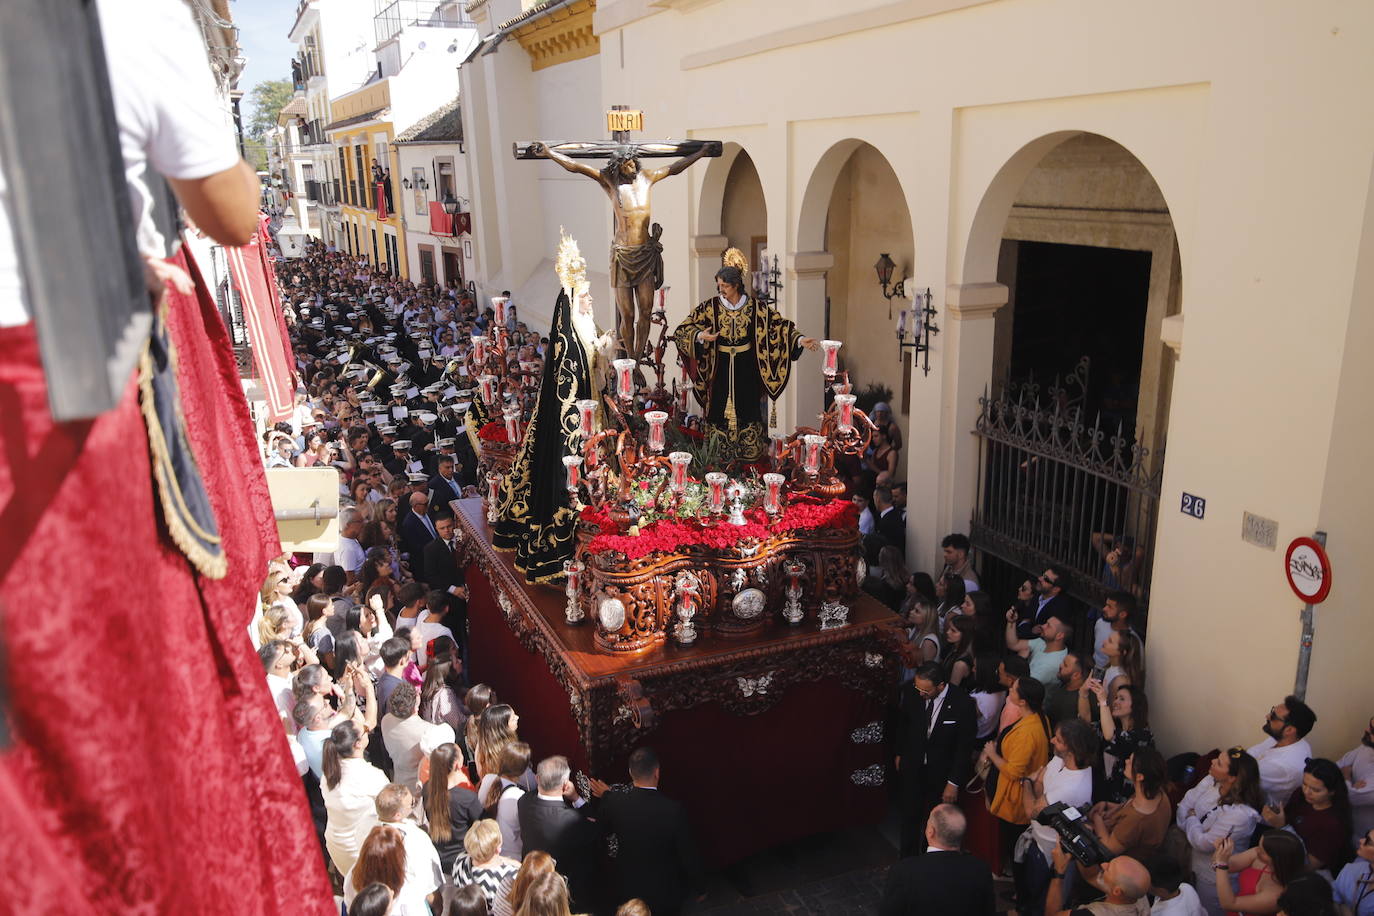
[1035,801,1115,866]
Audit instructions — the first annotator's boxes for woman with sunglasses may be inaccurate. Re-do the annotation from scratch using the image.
[1178,747,1266,916]
[1333,828,1374,915]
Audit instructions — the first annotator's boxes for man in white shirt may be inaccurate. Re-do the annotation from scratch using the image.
[853,493,876,537]
[1147,856,1204,916]
[1023,718,1095,906]
[374,784,444,900]
[1247,696,1317,808]
[335,507,366,583]
[412,590,458,669]
[259,641,298,732]
[1340,714,1374,843]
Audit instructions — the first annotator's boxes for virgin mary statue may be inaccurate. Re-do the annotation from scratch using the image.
[492,232,609,584]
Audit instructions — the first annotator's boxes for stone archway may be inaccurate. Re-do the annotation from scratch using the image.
[693,143,770,304]
[957,131,1183,613]
[793,140,914,422]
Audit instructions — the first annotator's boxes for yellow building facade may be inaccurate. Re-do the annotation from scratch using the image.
[326,80,409,279]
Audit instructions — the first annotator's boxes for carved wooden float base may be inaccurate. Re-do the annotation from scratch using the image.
[452,496,904,865]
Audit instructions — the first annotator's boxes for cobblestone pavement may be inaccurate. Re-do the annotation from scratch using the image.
[680,818,1017,915]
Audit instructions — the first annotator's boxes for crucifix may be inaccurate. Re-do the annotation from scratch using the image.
[514,106,722,361]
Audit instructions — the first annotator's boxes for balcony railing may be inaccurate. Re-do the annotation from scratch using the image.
[374,0,473,44]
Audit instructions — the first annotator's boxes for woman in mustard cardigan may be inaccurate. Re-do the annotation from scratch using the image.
[982,676,1052,872]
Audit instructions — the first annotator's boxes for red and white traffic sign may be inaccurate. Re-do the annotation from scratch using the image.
[1285,536,1332,604]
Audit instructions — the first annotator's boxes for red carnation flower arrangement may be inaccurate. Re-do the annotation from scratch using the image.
[583,498,857,561]
[477,421,508,443]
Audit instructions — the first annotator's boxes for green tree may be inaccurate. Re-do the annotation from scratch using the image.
[245,79,295,141]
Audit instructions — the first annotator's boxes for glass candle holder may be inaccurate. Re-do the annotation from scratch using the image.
[584,439,599,469]
[562,454,583,490]
[762,472,785,514]
[770,435,787,467]
[834,393,857,432]
[477,374,496,407]
[486,473,501,505]
[676,383,689,415]
[820,339,842,378]
[613,358,637,400]
[472,335,488,365]
[668,451,692,492]
[564,559,582,596]
[705,472,727,513]
[644,410,668,452]
[503,407,521,442]
[492,296,508,326]
[575,398,597,439]
[802,434,826,475]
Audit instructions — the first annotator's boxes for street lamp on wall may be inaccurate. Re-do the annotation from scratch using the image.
[874,252,906,319]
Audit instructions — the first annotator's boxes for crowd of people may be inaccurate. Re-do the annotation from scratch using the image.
[874,536,1374,915]
[251,242,1372,916]
[252,242,702,916]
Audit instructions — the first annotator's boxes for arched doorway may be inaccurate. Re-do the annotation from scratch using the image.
[693,144,768,303]
[965,133,1181,616]
[795,140,914,417]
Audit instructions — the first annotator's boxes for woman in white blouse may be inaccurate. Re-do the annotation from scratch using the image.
[1176,746,1266,916]
[322,719,390,875]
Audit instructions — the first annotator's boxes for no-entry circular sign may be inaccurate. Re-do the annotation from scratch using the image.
[1285,537,1332,604]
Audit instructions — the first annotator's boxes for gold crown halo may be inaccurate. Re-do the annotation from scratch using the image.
[555,227,589,297]
[723,246,749,276]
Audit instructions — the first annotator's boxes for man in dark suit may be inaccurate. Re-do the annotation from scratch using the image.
[420,513,468,639]
[591,747,704,916]
[866,484,907,564]
[398,491,436,582]
[426,455,465,516]
[895,661,978,856]
[518,756,599,913]
[1016,564,1073,640]
[880,804,995,915]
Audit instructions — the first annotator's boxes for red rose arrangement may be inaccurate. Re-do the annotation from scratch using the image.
[477,421,508,443]
[583,498,858,561]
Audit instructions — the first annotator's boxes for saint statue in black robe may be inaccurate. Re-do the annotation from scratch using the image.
[672,251,818,463]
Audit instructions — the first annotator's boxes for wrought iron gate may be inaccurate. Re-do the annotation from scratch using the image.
[970,384,1163,611]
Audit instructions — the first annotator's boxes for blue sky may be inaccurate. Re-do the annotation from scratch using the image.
[234,0,298,115]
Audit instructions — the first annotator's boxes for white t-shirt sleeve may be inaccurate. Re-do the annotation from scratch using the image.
[338,538,366,573]
[122,0,240,181]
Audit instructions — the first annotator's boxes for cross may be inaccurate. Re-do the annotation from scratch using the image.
[513,108,722,360]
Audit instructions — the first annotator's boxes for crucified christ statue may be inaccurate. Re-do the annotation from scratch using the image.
[522,139,717,360]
